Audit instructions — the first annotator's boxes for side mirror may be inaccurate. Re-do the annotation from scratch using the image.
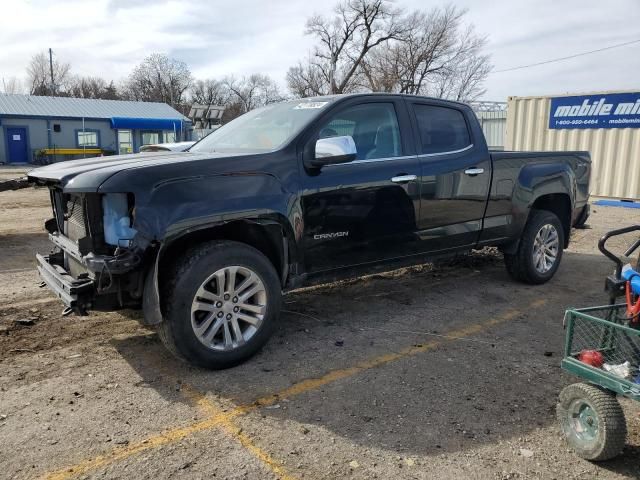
[310,135,357,168]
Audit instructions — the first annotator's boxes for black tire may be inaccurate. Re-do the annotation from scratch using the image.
[157,240,281,369]
[504,209,564,284]
[557,383,627,461]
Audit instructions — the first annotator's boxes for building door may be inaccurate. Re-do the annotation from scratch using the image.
[117,130,133,154]
[6,127,28,163]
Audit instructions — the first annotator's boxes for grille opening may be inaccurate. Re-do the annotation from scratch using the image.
[65,196,87,243]
[57,192,109,255]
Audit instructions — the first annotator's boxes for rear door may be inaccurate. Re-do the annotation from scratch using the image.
[407,100,491,251]
[300,98,422,274]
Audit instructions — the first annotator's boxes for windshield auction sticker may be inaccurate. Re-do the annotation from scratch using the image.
[549,92,640,129]
[294,102,329,109]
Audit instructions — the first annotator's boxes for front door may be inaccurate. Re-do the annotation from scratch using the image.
[6,127,28,164]
[117,130,133,154]
[408,100,491,251]
[301,99,421,274]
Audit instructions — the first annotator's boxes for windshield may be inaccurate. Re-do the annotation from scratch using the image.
[190,99,332,154]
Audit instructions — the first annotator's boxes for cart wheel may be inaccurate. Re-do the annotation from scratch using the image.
[557,383,627,461]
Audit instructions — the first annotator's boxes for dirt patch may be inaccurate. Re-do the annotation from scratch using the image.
[1,185,639,480]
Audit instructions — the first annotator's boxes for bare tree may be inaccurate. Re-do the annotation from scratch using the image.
[123,53,192,107]
[67,76,121,100]
[290,0,405,95]
[286,60,329,98]
[360,6,490,100]
[289,3,491,101]
[26,51,71,96]
[429,37,491,101]
[1,77,24,94]
[224,74,285,113]
[190,79,229,106]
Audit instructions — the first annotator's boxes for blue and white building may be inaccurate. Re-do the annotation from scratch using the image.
[0,94,192,164]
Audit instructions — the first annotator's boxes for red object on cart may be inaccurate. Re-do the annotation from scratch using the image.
[578,349,604,368]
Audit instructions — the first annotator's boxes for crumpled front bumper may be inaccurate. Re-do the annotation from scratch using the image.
[36,253,94,312]
[36,231,144,314]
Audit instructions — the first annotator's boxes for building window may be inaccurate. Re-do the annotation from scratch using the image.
[163,131,176,143]
[76,129,100,148]
[141,131,161,145]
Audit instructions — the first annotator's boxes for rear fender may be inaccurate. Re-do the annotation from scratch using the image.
[501,163,575,253]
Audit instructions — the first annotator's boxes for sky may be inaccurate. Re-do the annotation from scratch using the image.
[0,0,639,101]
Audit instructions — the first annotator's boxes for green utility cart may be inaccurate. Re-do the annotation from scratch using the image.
[558,225,640,461]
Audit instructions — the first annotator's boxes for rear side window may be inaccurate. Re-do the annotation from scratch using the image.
[413,104,471,155]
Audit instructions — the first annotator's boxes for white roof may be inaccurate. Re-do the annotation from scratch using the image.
[0,93,189,121]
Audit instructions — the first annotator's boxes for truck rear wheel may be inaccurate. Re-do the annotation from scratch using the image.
[158,240,281,369]
[504,209,564,284]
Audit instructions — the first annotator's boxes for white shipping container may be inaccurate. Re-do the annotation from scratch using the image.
[506,91,640,200]
[476,110,507,150]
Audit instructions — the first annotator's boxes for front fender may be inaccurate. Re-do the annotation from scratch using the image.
[131,173,293,239]
[133,173,299,326]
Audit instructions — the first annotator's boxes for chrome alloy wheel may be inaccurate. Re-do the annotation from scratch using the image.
[532,223,559,274]
[190,266,267,351]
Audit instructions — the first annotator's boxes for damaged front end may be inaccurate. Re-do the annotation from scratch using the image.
[37,187,148,315]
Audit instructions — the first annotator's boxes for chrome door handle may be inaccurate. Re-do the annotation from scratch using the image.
[464,168,484,176]
[391,174,417,183]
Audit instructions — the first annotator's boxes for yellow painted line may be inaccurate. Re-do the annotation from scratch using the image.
[180,385,297,480]
[217,418,298,480]
[43,413,241,480]
[41,299,546,480]
[252,301,544,407]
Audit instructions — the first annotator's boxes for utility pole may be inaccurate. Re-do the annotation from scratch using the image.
[49,48,55,96]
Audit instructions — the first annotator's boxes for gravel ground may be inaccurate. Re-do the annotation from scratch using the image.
[1,169,639,479]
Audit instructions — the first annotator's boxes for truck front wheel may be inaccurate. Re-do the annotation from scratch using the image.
[158,240,282,369]
[504,209,564,284]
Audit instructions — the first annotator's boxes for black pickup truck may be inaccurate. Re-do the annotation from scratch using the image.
[27,94,591,368]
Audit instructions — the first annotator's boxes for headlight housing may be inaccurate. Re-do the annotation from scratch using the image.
[102,193,137,247]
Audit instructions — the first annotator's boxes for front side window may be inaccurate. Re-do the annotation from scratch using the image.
[317,103,402,160]
[77,130,99,147]
[413,104,471,155]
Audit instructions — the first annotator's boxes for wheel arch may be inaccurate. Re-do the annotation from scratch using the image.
[141,216,297,326]
[531,192,572,248]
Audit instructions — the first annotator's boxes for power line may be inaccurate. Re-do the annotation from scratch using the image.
[491,38,640,74]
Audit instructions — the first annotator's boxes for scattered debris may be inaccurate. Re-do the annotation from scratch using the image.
[13,318,35,326]
[8,348,36,354]
[66,354,82,359]
[335,339,344,347]
[519,448,534,458]
[349,460,359,469]
[543,351,554,357]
